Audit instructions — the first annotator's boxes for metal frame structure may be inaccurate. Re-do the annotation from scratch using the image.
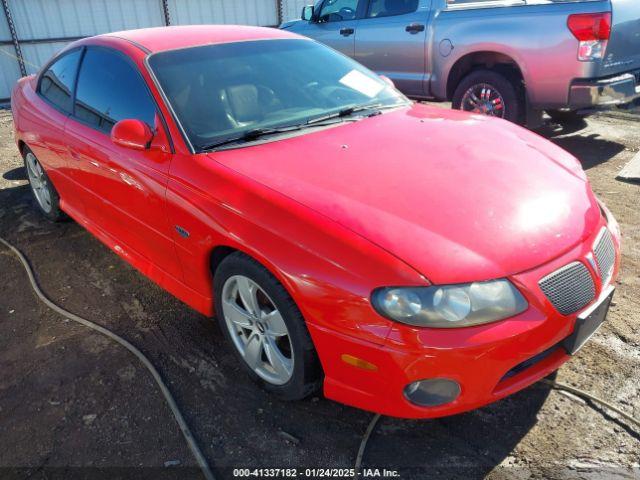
[1,0,25,81]
[0,0,288,104]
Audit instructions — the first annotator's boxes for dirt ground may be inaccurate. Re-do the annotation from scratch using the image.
[0,106,638,480]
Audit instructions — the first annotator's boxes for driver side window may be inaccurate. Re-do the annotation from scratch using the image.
[318,0,360,22]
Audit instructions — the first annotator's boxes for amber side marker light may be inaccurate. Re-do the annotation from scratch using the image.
[341,354,378,371]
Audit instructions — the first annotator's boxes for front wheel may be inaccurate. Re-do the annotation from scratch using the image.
[452,70,524,124]
[214,252,321,400]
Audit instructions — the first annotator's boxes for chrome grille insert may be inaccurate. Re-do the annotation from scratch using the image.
[539,262,595,315]
[594,228,615,286]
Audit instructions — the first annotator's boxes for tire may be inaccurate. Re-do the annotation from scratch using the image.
[23,147,66,222]
[214,252,322,400]
[452,69,524,124]
[546,109,587,125]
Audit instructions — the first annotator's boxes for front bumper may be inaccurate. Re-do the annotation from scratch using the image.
[310,219,621,419]
[569,71,640,110]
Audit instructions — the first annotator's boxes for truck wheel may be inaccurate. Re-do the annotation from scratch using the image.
[214,252,322,400]
[546,110,587,125]
[452,70,524,124]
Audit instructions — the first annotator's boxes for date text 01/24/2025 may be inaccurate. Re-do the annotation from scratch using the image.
[232,468,400,478]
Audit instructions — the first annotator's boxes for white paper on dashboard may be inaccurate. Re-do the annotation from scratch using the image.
[339,70,384,98]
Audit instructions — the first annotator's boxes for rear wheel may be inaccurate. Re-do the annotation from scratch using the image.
[452,69,524,124]
[214,252,321,400]
[23,148,66,222]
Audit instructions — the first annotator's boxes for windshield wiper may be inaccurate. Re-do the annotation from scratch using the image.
[306,102,407,125]
[199,103,408,152]
[306,103,384,125]
[198,125,304,151]
[199,115,362,152]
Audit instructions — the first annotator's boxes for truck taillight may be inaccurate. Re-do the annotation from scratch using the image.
[567,12,611,62]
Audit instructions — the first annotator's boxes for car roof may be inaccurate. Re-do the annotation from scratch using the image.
[99,25,303,54]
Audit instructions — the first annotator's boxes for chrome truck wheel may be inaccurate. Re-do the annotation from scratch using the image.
[460,83,506,118]
[452,69,524,124]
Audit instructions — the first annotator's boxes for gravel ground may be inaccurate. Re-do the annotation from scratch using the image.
[0,106,638,479]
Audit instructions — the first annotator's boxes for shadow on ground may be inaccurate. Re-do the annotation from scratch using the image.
[2,165,26,181]
[0,184,555,479]
[535,121,626,171]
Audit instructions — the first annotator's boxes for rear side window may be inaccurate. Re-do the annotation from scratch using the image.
[39,49,82,113]
[367,0,419,18]
[74,48,156,134]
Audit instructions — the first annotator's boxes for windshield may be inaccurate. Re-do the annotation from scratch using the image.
[148,39,408,152]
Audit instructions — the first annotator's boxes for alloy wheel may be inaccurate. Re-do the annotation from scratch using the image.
[221,275,294,385]
[461,83,506,118]
[25,153,53,213]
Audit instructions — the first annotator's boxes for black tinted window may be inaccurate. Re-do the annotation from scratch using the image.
[149,39,406,151]
[74,48,156,133]
[39,49,82,113]
[318,0,360,22]
[367,0,419,17]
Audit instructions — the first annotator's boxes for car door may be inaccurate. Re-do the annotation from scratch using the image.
[63,46,183,281]
[28,47,85,215]
[303,0,368,56]
[354,0,432,96]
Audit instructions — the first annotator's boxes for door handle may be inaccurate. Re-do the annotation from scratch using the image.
[340,27,355,36]
[405,23,425,34]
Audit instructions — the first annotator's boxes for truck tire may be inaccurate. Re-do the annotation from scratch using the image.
[452,70,524,124]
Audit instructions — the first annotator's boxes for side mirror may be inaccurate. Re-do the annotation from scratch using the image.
[301,5,314,21]
[111,119,154,151]
[379,75,395,88]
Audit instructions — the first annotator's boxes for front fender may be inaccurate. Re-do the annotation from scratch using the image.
[166,153,428,346]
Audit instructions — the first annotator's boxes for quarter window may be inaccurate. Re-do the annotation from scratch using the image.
[39,49,82,113]
[367,0,419,17]
[318,0,360,22]
[74,48,156,133]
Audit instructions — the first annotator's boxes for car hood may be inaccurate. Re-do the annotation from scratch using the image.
[209,105,600,284]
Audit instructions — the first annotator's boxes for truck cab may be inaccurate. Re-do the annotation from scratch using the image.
[283,0,640,125]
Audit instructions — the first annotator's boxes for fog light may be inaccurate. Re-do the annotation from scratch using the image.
[404,378,461,407]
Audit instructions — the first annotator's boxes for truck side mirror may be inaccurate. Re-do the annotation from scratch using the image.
[301,5,314,21]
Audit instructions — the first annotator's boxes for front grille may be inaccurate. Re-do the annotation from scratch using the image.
[594,228,615,285]
[539,262,595,315]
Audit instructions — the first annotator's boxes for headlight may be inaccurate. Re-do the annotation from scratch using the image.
[371,280,528,328]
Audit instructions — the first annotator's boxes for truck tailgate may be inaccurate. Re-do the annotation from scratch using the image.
[600,0,640,77]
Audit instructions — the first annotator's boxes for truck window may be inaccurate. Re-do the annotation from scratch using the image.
[317,0,360,22]
[367,0,419,18]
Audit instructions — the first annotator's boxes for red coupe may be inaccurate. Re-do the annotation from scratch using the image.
[11,25,621,418]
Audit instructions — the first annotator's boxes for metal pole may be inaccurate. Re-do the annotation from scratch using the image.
[276,0,284,25]
[1,0,26,76]
[161,0,171,26]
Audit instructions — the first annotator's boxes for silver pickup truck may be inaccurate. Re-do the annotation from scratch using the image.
[281,0,640,125]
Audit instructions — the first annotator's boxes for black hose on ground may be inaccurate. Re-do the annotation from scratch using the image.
[352,377,640,475]
[3,235,639,480]
[0,236,216,480]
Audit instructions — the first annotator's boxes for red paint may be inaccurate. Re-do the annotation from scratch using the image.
[111,119,154,150]
[11,26,621,418]
[568,12,612,41]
